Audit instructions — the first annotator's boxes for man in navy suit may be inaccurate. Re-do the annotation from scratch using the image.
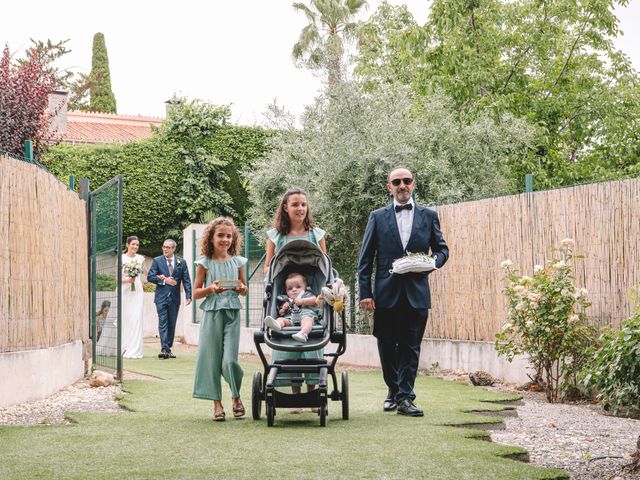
[147,239,192,359]
[358,167,449,417]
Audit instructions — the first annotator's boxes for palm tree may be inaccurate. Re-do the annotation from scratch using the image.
[292,0,368,88]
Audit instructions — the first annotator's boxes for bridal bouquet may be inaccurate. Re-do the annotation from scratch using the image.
[390,252,437,274]
[124,259,144,291]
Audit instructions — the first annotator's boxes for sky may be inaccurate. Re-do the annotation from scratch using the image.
[3,0,639,125]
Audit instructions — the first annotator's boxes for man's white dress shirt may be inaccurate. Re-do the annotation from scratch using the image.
[393,198,415,251]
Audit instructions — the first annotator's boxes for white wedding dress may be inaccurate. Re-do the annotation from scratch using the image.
[121,254,145,358]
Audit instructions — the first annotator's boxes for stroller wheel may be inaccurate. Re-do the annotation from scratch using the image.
[341,372,349,420]
[252,371,263,420]
[266,404,275,427]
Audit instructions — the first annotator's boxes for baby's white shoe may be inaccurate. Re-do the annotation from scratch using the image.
[292,331,308,343]
[265,316,282,331]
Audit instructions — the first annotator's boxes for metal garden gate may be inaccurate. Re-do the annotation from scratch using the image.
[86,176,123,379]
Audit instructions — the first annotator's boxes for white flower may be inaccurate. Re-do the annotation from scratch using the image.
[568,314,579,323]
[528,292,542,305]
[534,264,543,273]
[526,320,534,328]
[514,285,527,296]
[501,260,514,269]
[575,287,588,299]
[520,275,532,285]
[553,261,566,269]
[561,238,575,248]
[502,322,512,330]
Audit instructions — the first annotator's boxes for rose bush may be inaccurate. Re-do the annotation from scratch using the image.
[496,239,597,402]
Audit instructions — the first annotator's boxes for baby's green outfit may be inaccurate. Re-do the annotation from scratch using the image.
[281,290,319,324]
[192,255,247,401]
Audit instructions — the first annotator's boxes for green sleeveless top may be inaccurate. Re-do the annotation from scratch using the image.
[267,227,326,253]
[195,255,247,311]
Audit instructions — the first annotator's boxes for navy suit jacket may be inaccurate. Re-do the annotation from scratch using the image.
[358,203,449,310]
[147,255,192,306]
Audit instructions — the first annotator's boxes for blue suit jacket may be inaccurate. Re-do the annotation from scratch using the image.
[147,255,192,305]
[358,203,449,309]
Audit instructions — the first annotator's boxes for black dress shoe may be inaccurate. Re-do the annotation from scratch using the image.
[158,350,169,359]
[397,399,424,417]
[383,390,398,411]
[383,400,398,411]
[167,351,176,358]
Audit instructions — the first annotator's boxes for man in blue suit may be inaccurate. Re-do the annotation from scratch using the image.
[358,167,449,417]
[148,239,192,359]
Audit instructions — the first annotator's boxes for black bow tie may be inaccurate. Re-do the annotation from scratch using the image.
[395,203,413,213]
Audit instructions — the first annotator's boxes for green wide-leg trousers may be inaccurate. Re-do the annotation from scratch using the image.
[193,309,243,401]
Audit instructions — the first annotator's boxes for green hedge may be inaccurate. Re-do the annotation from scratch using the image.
[43,120,270,254]
[45,139,184,254]
[211,125,272,223]
[95,273,117,292]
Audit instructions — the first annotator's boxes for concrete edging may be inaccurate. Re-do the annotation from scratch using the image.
[0,340,85,408]
[237,327,530,384]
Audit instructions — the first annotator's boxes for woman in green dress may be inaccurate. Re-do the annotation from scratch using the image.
[264,187,327,412]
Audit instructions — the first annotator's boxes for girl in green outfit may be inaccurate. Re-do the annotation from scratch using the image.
[192,217,248,421]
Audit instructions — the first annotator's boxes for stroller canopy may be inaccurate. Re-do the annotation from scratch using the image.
[270,239,330,281]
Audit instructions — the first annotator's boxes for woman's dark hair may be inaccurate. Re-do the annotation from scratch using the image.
[273,187,315,234]
[201,217,243,258]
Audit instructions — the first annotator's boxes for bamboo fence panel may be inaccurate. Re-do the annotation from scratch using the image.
[0,155,88,353]
[427,178,640,342]
[0,159,9,351]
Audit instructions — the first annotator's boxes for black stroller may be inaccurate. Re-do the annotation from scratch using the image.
[252,239,348,427]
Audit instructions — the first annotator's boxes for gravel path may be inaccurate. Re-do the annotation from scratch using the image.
[0,379,124,426]
[2,360,639,479]
[489,386,640,479]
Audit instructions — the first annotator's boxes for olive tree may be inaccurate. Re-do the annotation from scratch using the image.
[246,81,535,280]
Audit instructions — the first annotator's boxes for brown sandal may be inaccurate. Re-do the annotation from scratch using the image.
[232,401,246,418]
[213,409,226,422]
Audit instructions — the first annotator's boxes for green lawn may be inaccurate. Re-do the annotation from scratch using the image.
[0,349,568,479]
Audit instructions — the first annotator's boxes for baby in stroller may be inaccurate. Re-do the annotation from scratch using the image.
[264,272,319,342]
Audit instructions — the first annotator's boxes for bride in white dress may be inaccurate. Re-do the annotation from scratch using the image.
[121,236,145,358]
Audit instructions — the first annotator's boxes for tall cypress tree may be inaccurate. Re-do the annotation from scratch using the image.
[89,33,117,113]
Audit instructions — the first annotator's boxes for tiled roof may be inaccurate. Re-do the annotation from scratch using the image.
[59,111,164,144]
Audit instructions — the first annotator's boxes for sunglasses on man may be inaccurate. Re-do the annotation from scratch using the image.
[390,177,414,186]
